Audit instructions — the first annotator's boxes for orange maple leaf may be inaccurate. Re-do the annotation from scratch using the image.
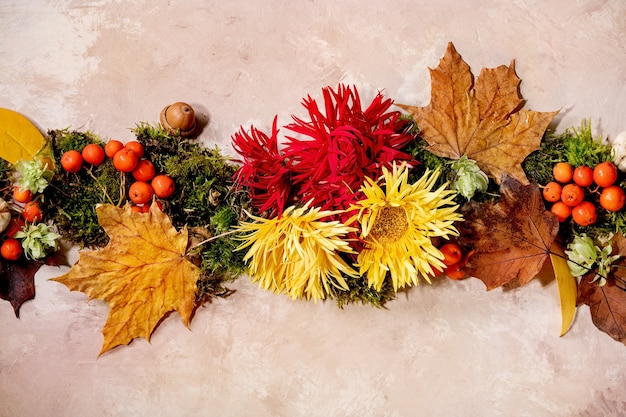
[52,203,200,355]
[399,42,559,184]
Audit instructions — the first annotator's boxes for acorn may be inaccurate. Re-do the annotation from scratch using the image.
[159,102,196,137]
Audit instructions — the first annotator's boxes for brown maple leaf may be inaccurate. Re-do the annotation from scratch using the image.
[0,253,62,317]
[458,177,560,290]
[577,277,626,346]
[610,232,626,258]
[0,259,39,317]
[52,203,200,355]
[576,233,626,345]
[398,42,558,185]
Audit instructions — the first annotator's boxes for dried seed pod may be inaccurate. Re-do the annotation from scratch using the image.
[159,102,196,137]
[0,198,11,233]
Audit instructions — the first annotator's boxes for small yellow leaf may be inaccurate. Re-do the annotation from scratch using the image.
[52,203,200,355]
[549,242,577,336]
[0,108,47,165]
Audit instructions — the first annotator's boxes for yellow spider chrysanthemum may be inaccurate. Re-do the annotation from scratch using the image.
[351,163,463,291]
[236,202,358,301]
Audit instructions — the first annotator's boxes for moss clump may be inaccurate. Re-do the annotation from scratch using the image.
[333,275,397,308]
[521,130,565,186]
[562,120,613,167]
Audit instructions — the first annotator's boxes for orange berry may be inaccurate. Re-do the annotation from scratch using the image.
[82,143,105,166]
[550,201,572,222]
[113,148,139,172]
[132,159,156,182]
[440,243,462,266]
[599,185,626,212]
[561,183,585,207]
[573,166,594,187]
[125,141,144,158]
[593,161,618,187]
[13,187,33,203]
[553,162,574,183]
[5,217,25,237]
[1,238,23,261]
[151,175,175,198]
[22,201,42,223]
[60,150,83,173]
[542,182,562,203]
[105,140,125,158]
[572,201,597,226]
[128,181,154,204]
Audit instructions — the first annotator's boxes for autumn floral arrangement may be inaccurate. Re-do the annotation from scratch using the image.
[2,42,626,355]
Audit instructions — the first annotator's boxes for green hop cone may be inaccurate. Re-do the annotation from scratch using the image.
[14,158,52,193]
[449,156,489,200]
[14,223,60,260]
[565,234,620,286]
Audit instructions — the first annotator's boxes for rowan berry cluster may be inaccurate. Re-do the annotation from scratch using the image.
[60,140,176,213]
[542,161,625,226]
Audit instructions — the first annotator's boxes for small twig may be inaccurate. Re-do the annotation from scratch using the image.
[85,167,115,205]
[116,173,126,207]
[188,229,239,251]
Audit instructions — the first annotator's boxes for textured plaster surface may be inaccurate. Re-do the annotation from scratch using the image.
[1,1,626,416]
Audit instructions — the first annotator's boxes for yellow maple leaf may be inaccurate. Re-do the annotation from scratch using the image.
[52,203,200,355]
[399,42,559,185]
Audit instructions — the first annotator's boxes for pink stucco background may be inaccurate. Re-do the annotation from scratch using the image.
[1,1,626,416]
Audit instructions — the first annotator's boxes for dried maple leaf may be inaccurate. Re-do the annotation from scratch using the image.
[399,42,558,184]
[576,233,626,345]
[577,278,626,346]
[458,177,560,290]
[0,253,62,317]
[52,203,200,355]
[611,232,626,258]
[0,259,40,317]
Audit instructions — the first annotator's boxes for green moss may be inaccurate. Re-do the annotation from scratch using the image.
[50,128,105,153]
[332,275,397,308]
[562,120,613,167]
[522,130,564,185]
[403,137,451,181]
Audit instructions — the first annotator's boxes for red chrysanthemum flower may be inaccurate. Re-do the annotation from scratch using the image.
[282,84,416,212]
[232,117,291,216]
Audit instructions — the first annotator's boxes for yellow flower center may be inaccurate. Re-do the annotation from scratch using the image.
[369,206,408,244]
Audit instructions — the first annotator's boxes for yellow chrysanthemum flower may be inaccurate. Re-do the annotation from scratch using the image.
[236,202,358,301]
[351,163,463,291]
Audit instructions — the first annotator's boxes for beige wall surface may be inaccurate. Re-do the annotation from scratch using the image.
[1,1,626,416]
